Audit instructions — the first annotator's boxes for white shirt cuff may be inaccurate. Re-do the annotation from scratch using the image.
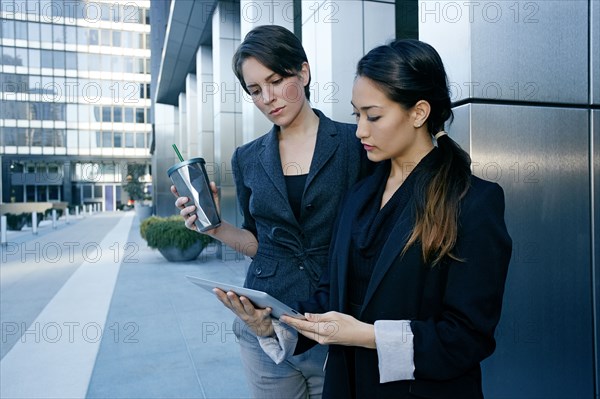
[374,320,415,383]
[257,319,298,364]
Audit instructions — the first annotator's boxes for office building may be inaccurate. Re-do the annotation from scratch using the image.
[0,0,152,210]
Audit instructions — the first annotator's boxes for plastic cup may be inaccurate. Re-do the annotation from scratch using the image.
[168,157,221,232]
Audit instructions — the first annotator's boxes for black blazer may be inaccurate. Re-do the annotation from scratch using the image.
[299,162,512,399]
[231,109,371,306]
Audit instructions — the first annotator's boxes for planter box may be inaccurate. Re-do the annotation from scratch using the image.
[157,241,206,262]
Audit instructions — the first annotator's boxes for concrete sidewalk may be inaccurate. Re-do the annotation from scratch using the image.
[0,211,251,399]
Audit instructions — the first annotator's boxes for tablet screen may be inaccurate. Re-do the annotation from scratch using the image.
[186,275,305,319]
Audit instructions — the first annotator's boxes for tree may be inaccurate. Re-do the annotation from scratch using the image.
[122,164,146,202]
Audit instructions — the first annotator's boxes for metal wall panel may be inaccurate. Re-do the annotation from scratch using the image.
[448,103,471,152]
[592,0,600,105]
[594,109,600,398]
[468,104,593,398]
[471,1,588,104]
[153,103,179,217]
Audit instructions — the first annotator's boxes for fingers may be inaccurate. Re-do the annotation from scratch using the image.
[175,196,190,209]
[209,181,218,194]
[170,185,180,197]
[183,212,198,230]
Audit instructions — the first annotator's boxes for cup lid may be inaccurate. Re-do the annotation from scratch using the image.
[167,157,206,177]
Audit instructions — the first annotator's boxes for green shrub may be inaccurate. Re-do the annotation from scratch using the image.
[140,215,161,241]
[142,216,213,250]
[5,213,26,231]
[4,212,43,230]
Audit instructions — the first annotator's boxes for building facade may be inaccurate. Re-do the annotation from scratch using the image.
[151,0,599,397]
[0,0,152,210]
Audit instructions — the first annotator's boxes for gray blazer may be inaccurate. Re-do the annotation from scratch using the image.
[232,109,371,306]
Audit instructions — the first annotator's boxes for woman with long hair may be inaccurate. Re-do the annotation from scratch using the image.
[218,39,512,398]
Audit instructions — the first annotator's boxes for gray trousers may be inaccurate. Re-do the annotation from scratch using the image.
[235,318,327,399]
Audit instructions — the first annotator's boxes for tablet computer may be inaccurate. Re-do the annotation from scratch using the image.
[186,275,305,319]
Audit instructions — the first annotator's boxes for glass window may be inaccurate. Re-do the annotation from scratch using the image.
[1,46,16,65]
[135,108,145,123]
[65,51,76,70]
[2,19,15,40]
[135,58,143,73]
[53,50,65,69]
[39,0,52,20]
[112,3,121,22]
[66,103,77,122]
[41,129,53,146]
[28,22,40,42]
[125,132,133,147]
[26,186,36,202]
[41,49,52,68]
[30,128,42,146]
[112,55,122,73]
[102,106,111,122]
[88,29,98,45]
[77,27,87,45]
[37,185,47,201]
[28,48,40,68]
[29,75,42,93]
[49,185,60,201]
[135,132,144,148]
[15,21,27,40]
[65,25,76,45]
[101,3,111,21]
[102,131,111,146]
[52,0,64,18]
[131,32,140,49]
[53,24,65,44]
[92,105,101,122]
[77,104,89,123]
[94,185,102,198]
[121,31,131,48]
[113,131,122,147]
[113,107,122,122]
[124,107,133,122]
[17,127,30,145]
[83,185,92,197]
[1,127,18,146]
[112,31,121,47]
[123,57,133,73]
[101,29,110,46]
[66,129,77,148]
[15,47,27,67]
[100,54,109,72]
[55,129,65,147]
[64,0,76,20]
[25,0,39,15]
[77,52,87,70]
[40,23,52,44]
[88,53,99,71]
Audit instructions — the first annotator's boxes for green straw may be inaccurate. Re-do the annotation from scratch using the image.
[172,144,184,162]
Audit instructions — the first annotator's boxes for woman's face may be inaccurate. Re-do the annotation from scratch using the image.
[351,76,424,164]
[241,57,309,128]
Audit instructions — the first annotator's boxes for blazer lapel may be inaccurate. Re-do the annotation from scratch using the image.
[258,126,288,202]
[360,198,416,311]
[334,168,385,312]
[305,111,340,190]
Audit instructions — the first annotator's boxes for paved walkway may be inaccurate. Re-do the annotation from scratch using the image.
[0,211,251,399]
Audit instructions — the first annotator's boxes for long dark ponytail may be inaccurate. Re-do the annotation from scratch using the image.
[356,39,472,266]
